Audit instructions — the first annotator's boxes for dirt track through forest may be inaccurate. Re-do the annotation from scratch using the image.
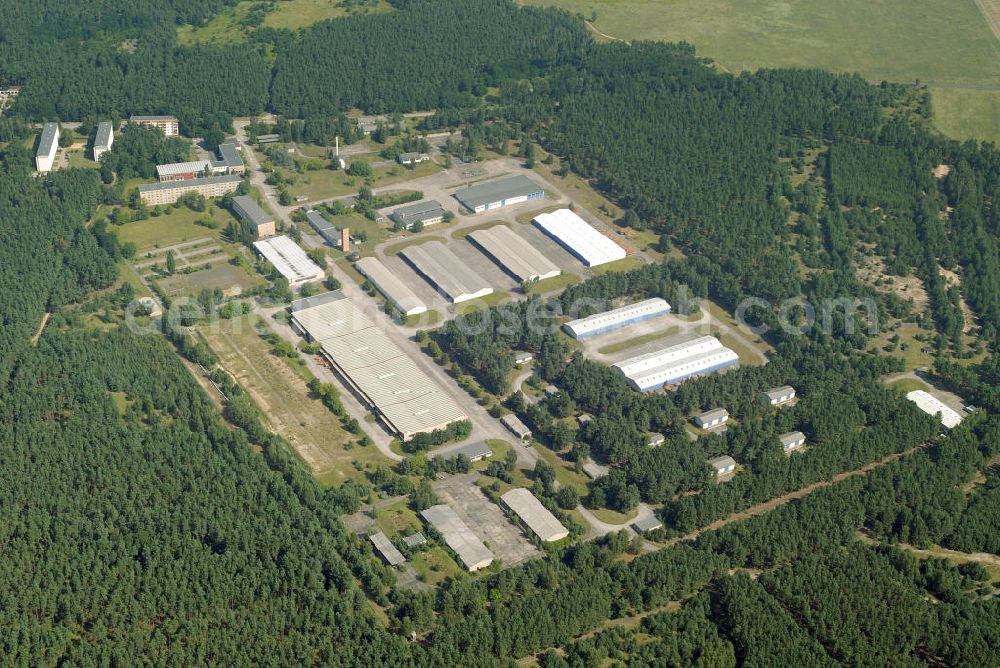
[974,0,1000,41]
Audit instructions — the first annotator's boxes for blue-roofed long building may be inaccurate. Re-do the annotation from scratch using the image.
[563,298,671,339]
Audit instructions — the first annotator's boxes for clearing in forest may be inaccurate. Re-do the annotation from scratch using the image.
[200,314,389,484]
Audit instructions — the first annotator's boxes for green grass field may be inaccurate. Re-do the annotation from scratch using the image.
[525,273,580,295]
[524,0,1000,144]
[930,87,1000,145]
[178,0,392,44]
[596,327,681,355]
[115,208,226,250]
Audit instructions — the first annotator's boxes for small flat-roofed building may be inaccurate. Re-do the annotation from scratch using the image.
[694,408,730,430]
[257,133,280,144]
[252,236,325,286]
[906,390,963,429]
[532,208,627,267]
[648,432,665,447]
[444,440,493,463]
[399,241,493,303]
[93,121,114,161]
[779,430,806,453]
[614,336,739,393]
[369,531,405,566]
[232,195,276,238]
[454,175,545,213]
[421,504,494,572]
[764,386,796,406]
[633,515,664,534]
[391,199,447,229]
[501,488,569,543]
[214,141,245,174]
[577,414,593,426]
[398,151,430,165]
[403,533,427,548]
[305,209,342,247]
[707,455,737,480]
[138,174,241,206]
[467,224,562,283]
[563,298,671,339]
[157,160,212,182]
[544,385,560,397]
[129,115,179,136]
[514,351,533,365]
[356,256,427,316]
[501,414,532,442]
[35,122,59,172]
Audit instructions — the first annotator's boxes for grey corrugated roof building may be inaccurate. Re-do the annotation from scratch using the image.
[501,488,569,542]
[442,440,493,462]
[453,175,545,213]
[36,122,59,159]
[421,504,494,572]
[369,531,405,566]
[305,209,341,247]
[391,200,447,228]
[93,121,114,160]
[399,241,493,303]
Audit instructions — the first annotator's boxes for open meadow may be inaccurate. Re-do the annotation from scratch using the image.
[523,0,1000,144]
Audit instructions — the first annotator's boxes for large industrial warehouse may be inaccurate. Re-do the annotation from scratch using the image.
[291,294,467,439]
[453,175,545,213]
[252,235,325,286]
[421,504,494,572]
[563,298,672,339]
[532,208,627,267]
[466,224,562,284]
[399,241,493,303]
[355,256,427,316]
[500,488,569,543]
[613,336,739,392]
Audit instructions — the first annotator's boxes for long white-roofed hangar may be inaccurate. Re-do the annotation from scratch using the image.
[563,298,671,339]
[290,292,466,439]
[466,224,561,283]
[500,488,569,542]
[355,256,427,316]
[532,208,627,267]
[453,175,545,213]
[613,335,739,392]
[252,236,325,286]
[399,240,493,303]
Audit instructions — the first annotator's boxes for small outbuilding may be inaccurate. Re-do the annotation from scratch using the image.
[632,515,664,534]
[501,414,532,442]
[764,385,796,407]
[445,440,493,463]
[514,351,533,365]
[707,455,737,480]
[648,432,665,447]
[694,408,729,430]
[779,430,806,453]
[369,531,405,566]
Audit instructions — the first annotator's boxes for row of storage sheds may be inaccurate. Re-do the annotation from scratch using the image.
[532,208,627,267]
[400,241,493,303]
[466,224,561,284]
[500,488,569,543]
[563,298,672,339]
[252,235,324,286]
[613,335,739,392]
[355,256,427,316]
[906,390,963,429]
[290,293,467,439]
[421,504,494,572]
